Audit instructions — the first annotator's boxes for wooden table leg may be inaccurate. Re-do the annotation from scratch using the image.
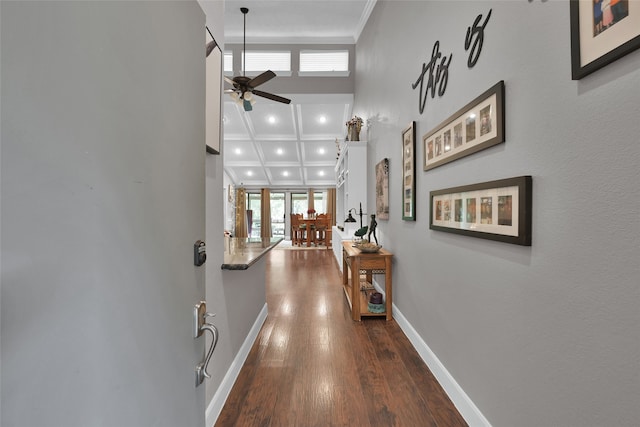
[352,258,360,321]
[385,256,392,321]
[342,252,348,289]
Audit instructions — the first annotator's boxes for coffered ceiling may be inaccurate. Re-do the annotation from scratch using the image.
[220,0,376,188]
[223,93,353,188]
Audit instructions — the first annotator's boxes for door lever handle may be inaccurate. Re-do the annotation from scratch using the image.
[196,321,218,386]
[194,301,219,387]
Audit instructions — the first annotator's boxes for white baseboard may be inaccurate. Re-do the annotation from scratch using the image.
[205,304,268,427]
[392,304,492,427]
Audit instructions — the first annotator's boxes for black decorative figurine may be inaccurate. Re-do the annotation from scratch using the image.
[367,214,378,245]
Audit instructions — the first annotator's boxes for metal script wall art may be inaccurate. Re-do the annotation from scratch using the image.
[465,9,492,68]
[412,9,493,114]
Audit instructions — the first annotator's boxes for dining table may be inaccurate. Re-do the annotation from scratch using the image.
[301,217,317,247]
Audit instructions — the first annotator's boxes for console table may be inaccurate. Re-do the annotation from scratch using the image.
[342,241,393,321]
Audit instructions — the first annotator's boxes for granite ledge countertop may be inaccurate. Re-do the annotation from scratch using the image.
[221,237,283,270]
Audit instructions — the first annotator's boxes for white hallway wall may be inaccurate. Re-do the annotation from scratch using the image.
[355,1,639,426]
[201,3,274,423]
[201,0,229,413]
[201,0,274,422]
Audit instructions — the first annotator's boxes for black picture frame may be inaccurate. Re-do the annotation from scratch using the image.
[402,122,416,221]
[375,158,390,220]
[206,26,222,154]
[423,81,504,172]
[570,0,640,80]
[430,176,532,246]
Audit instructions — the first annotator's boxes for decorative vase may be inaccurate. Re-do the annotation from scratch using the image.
[347,125,360,141]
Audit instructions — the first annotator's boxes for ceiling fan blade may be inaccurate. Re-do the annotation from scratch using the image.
[248,70,276,88]
[243,99,253,111]
[224,76,235,86]
[252,90,291,104]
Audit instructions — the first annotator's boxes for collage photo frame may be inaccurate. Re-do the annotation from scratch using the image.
[430,176,532,246]
[423,81,504,172]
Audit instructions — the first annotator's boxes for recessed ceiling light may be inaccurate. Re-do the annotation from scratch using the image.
[319,170,325,176]
[282,171,289,177]
[318,115,327,124]
[267,115,276,124]
[318,148,326,155]
[246,171,253,176]
[276,148,284,155]
[234,148,242,155]
[468,113,476,119]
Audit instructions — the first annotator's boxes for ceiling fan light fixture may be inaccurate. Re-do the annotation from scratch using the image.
[225,7,291,110]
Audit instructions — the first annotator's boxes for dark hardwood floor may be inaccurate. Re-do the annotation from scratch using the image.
[215,246,467,427]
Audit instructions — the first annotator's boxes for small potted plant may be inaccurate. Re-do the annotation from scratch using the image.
[346,116,363,141]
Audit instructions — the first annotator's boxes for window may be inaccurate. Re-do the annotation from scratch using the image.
[291,191,326,215]
[223,52,233,73]
[242,51,291,75]
[299,50,350,76]
[270,192,285,237]
[313,192,326,214]
[246,192,286,238]
[246,192,261,238]
[291,192,308,215]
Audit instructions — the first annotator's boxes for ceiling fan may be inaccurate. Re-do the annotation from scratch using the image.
[225,7,291,112]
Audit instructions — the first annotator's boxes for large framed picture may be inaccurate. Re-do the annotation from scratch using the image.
[206,27,222,154]
[430,176,532,246]
[423,81,504,172]
[376,158,390,220]
[570,0,640,80]
[402,122,416,221]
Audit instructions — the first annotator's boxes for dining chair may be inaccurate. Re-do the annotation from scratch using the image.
[302,214,316,246]
[314,213,332,249]
[291,213,304,246]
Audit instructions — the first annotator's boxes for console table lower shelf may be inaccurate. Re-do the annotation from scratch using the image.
[341,241,393,321]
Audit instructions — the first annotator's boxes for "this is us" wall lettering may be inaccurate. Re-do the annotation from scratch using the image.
[412,9,493,114]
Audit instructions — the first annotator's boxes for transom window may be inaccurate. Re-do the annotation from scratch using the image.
[299,50,350,76]
[242,51,291,74]
[223,52,233,73]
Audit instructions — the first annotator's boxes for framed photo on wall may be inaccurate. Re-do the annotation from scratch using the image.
[402,122,416,221]
[430,176,532,246]
[376,158,390,220]
[570,0,640,79]
[422,81,504,172]
[206,27,222,154]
